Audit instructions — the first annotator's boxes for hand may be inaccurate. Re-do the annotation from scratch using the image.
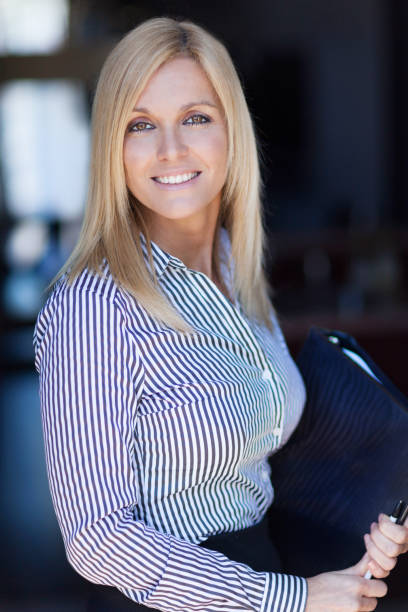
[364,513,408,578]
[305,554,387,612]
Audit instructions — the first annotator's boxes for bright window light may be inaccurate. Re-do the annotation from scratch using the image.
[3,269,45,318]
[0,80,90,220]
[0,0,69,55]
[6,219,49,268]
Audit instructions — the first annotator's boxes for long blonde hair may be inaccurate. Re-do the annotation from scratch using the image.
[54,17,273,332]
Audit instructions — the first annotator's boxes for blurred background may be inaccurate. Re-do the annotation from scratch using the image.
[1,0,407,610]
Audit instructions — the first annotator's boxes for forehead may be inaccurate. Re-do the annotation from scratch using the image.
[134,56,221,111]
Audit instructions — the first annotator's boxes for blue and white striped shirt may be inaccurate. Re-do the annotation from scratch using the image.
[34,229,307,611]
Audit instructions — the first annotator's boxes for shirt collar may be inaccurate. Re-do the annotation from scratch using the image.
[139,232,187,279]
[140,228,232,282]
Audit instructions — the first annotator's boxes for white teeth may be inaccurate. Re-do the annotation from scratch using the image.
[155,172,198,184]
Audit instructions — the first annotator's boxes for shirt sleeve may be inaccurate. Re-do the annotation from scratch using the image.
[34,276,308,612]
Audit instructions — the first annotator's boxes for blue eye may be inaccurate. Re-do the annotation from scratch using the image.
[128,121,154,133]
[184,114,210,126]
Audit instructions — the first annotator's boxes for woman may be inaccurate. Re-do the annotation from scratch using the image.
[34,17,408,612]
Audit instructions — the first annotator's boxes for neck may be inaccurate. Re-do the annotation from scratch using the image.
[145,210,220,279]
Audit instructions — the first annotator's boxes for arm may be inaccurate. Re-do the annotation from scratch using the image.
[34,275,307,612]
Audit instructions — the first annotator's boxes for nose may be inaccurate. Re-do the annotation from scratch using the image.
[157,126,188,161]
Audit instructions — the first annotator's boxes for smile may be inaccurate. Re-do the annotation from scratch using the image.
[153,171,200,185]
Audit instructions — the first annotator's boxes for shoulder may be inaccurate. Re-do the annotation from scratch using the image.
[58,260,119,301]
[34,263,123,369]
[39,262,119,320]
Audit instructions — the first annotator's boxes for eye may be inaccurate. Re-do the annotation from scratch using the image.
[128,120,155,133]
[184,113,211,126]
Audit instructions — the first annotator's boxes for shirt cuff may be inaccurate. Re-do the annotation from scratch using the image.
[261,573,308,612]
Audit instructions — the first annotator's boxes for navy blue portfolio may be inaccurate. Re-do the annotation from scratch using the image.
[268,327,408,576]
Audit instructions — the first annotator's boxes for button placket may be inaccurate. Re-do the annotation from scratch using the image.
[182,266,287,446]
[262,368,284,444]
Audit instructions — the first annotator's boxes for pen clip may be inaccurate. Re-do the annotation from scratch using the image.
[396,501,408,525]
[392,500,408,525]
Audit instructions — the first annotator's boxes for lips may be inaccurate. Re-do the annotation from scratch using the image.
[152,171,201,185]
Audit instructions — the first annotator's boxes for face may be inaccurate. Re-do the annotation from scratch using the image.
[123,56,228,235]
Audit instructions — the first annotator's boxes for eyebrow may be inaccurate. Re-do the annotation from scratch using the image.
[132,100,218,113]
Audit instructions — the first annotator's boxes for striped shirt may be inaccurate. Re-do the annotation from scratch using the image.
[34,228,307,611]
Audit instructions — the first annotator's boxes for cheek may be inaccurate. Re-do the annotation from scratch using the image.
[123,139,153,179]
[197,131,228,172]
[123,143,136,183]
[210,133,228,185]
[185,125,227,160]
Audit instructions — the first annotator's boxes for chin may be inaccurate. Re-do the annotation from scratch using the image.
[151,202,209,221]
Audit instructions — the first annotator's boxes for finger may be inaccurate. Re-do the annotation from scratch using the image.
[340,552,370,576]
[366,558,391,579]
[360,597,379,612]
[357,578,388,610]
[377,514,408,546]
[364,534,397,572]
[381,514,408,554]
[370,520,405,558]
[361,597,380,611]
[362,576,388,598]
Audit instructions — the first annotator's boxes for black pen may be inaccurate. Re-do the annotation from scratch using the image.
[364,500,408,580]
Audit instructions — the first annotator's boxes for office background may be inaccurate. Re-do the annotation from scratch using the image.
[1,1,408,609]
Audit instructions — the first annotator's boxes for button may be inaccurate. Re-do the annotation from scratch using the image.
[261,469,270,482]
[262,369,273,382]
[273,427,282,437]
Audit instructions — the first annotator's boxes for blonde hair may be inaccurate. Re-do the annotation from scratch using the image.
[54,17,273,331]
